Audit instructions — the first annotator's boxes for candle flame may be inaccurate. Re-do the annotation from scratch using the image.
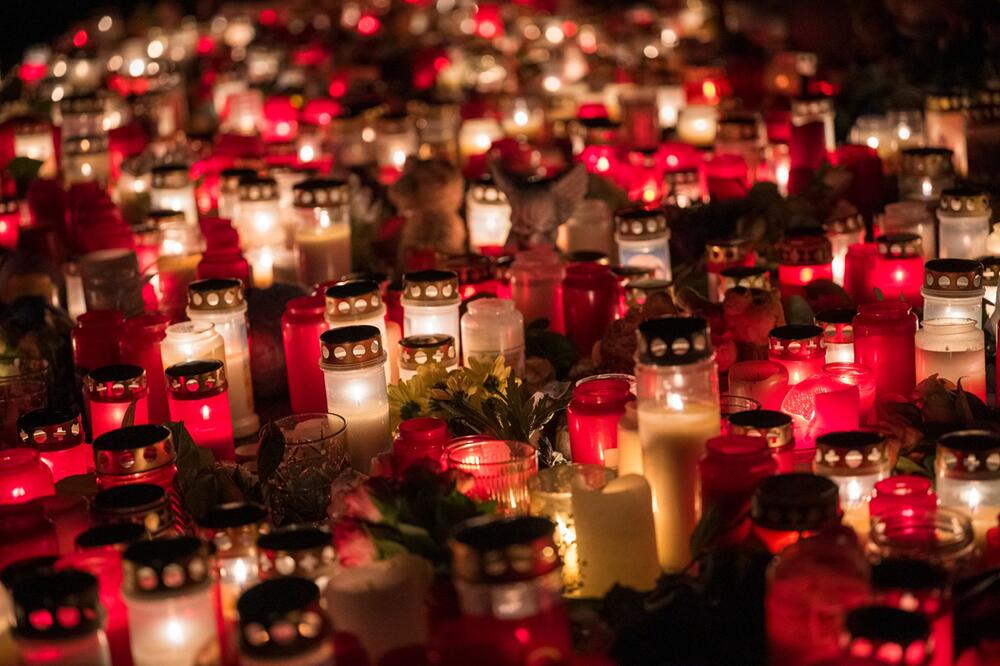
[298,144,316,163]
[921,178,933,198]
[513,109,529,127]
[232,558,249,586]
[897,125,911,141]
[846,479,863,507]
[963,486,981,514]
[667,393,684,411]
[164,619,186,645]
[200,404,211,420]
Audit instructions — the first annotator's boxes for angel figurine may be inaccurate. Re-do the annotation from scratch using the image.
[490,162,588,247]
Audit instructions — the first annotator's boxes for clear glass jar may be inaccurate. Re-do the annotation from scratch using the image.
[614,206,672,281]
[898,148,955,204]
[823,212,866,287]
[293,178,351,287]
[401,270,462,355]
[320,326,390,474]
[186,278,259,439]
[509,246,564,332]
[922,258,985,328]
[634,316,720,570]
[935,430,1000,542]
[466,176,512,253]
[768,324,825,386]
[150,164,198,226]
[868,506,977,574]
[880,201,937,260]
[445,439,538,515]
[937,187,991,259]
[916,319,986,400]
[559,199,613,257]
[461,298,525,375]
[237,577,333,666]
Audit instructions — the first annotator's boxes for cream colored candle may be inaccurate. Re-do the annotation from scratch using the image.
[676,105,718,147]
[616,402,642,476]
[295,226,351,287]
[571,474,660,597]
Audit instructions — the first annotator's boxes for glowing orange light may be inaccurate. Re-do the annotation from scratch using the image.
[702,80,718,102]
[799,267,815,283]
[774,74,790,90]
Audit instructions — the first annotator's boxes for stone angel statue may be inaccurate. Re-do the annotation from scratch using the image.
[490,161,589,247]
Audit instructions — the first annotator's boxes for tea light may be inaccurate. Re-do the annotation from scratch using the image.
[768,325,825,386]
[625,148,664,204]
[702,153,749,201]
[921,258,985,328]
[458,118,502,167]
[374,113,418,182]
[293,178,352,286]
[566,377,632,466]
[776,230,833,300]
[461,298,525,375]
[935,430,1000,547]
[705,238,754,303]
[320,326,391,473]
[186,278,259,439]
[398,334,458,382]
[823,212,866,286]
[225,89,264,136]
[122,537,219,666]
[676,104,717,147]
[898,148,955,203]
[237,577,333,665]
[466,176,512,253]
[0,448,54,506]
[84,365,149,440]
[813,431,890,526]
[916,319,986,400]
[402,270,461,355]
[853,301,918,403]
[445,438,538,514]
[726,360,789,410]
[937,187,991,260]
[197,502,268,626]
[16,408,91,481]
[150,164,198,226]
[875,233,924,307]
[727,409,796,473]
[614,206,672,281]
[165,360,234,462]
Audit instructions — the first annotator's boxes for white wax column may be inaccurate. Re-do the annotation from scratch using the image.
[571,474,661,597]
[323,365,391,473]
[616,403,642,476]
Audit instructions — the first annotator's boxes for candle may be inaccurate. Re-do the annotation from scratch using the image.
[823,362,876,424]
[119,313,171,424]
[186,278,260,439]
[78,250,145,316]
[63,135,110,187]
[922,258,985,329]
[768,325,825,386]
[727,409,796,473]
[935,430,1000,549]
[614,206,672,281]
[197,502,267,612]
[915,319,986,400]
[751,474,841,554]
[699,435,777,545]
[446,438,537,514]
[0,448,54,506]
[868,506,976,573]
[924,92,969,176]
[898,148,955,204]
[91,484,175,538]
[881,201,937,260]
[465,176,512,253]
[727,360,789,410]
[281,296,329,414]
[392,417,449,476]
[150,164,198,226]
[402,270,462,355]
[458,118,502,171]
[843,242,879,304]
[92,425,183,526]
[567,377,632,466]
[237,577,333,665]
[849,114,894,162]
[325,280,391,384]
[218,168,257,222]
[871,559,953,666]
[814,308,856,364]
[165,360,234,462]
[656,84,685,129]
[560,199,614,257]
[873,233,924,308]
[235,177,285,287]
[705,238,754,303]
[161,321,226,370]
[823,212,866,287]
[841,607,933,666]
[461,298,525,375]
[776,230,833,301]
[561,263,618,356]
[870,476,937,520]
[719,266,772,301]
[258,526,336,587]
[781,376,860,450]
[714,114,763,188]
[122,537,219,666]
[0,199,19,250]
[635,316,720,569]
[676,104,717,147]
[16,408,92,482]
[293,178,352,286]
[937,187,991,260]
[84,365,149,440]
[981,256,1000,320]
[813,431,890,527]
[320,326,391,474]
[853,301,918,403]
[509,247,565,332]
[791,96,835,155]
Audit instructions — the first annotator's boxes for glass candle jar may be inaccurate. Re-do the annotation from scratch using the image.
[236,177,283,287]
[257,527,336,587]
[922,258,985,328]
[980,255,1000,319]
[705,238,754,303]
[823,212,866,287]
[870,476,938,521]
[78,249,144,316]
[874,233,924,307]
[187,278,259,439]
[844,242,879,304]
[91,484,175,538]
[676,104,717,147]
[936,430,1000,546]
[815,308,856,364]
[916,319,986,399]
[281,296,328,414]
[218,168,257,221]
[823,362,877,425]
[461,298,525,375]
[871,559,952,666]
[446,516,571,665]
[561,263,618,356]
[899,148,955,203]
[614,206,672,281]
[868,506,977,574]
[374,112,418,179]
[457,118,502,169]
[398,334,458,382]
[392,417,449,476]
[150,164,198,226]
[699,434,777,546]
[727,361,790,413]
[92,423,181,512]
[768,324,826,386]
[635,316,721,569]
[63,135,110,187]
[237,577,333,666]
[466,176,512,253]
[509,247,565,332]
[84,365,149,441]
[165,360,234,462]
[16,408,91,482]
[446,439,538,515]
[0,448,54,506]
[840,606,933,666]
[72,310,124,380]
[853,301,918,403]
[122,537,219,666]
[790,96,835,166]
[560,199,614,257]
[293,178,351,287]
[567,377,632,467]
[776,230,834,301]
[727,409,796,473]
[402,270,462,355]
[10,569,111,666]
[814,431,891,516]
[119,313,171,424]
[881,201,938,260]
[161,320,226,370]
[937,188,991,260]
[324,279,391,380]
[750,473,841,554]
[320,326,390,474]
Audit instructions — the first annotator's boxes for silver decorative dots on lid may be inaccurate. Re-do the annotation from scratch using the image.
[238,176,279,202]
[292,178,349,208]
[636,316,713,366]
[614,206,670,239]
[188,277,246,311]
[402,269,460,304]
[122,536,213,596]
[319,325,386,370]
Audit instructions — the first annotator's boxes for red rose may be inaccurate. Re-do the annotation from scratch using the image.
[333,519,378,567]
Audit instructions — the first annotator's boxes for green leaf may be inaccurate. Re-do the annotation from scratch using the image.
[256,421,285,485]
[120,399,137,428]
[6,157,43,182]
[873,287,884,301]
[894,455,931,478]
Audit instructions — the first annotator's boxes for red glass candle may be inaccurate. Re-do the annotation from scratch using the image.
[727,360,790,410]
[869,476,937,520]
[16,407,92,482]
[119,313,171,424]
[853,301,918,403]
[0,198,19,249]
[567,377,632,466]
[823,363,877,424]
[776,231,834,301]
[281,295,328,414]
[727,409,797,473]
[705,238,755,303]
[874,233,924,308]
[165,360,234,462]
[0,448,54,505]
[750,473,840,555]
[789,97,832,171]
[702,154,749,201]
[768,324,826,386]
[84,364,149,441]
[841,606,933,666]
[562,263,618,355]
[0,503,58,570]
[625,149,665,204]
[393,417,449,476]
[844,242,879,304]
[71,310,125,379]
[871,559,952,666]
[699,435,777,545]
[196,224,252,284]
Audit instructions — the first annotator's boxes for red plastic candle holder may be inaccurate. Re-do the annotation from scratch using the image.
[699,435,777,545]
[71,310,125,379]
[393,417,450,476]
[16,407,92,482]
[727,409,796,473]
[165,360,235,462]
[768,324,826,386]
[567,377,633,466]
[0,448,54,505]
[875,233,924,308]
[844,242,880,304]
[776,231,833,301]
[823,362,876,424]
[562,263,618,356]
[0,502,58,570]
[853,301,918,403]
[119,313,172,424]
[869,476,937,520]
[0,198,20,249]
[750,473,840,555]
[281,295,329,415]
[84,364,149,441]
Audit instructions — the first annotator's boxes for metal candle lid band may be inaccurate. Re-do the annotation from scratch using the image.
[238,578,329,659]
[822,212,864,235]
[17,407,84,452]
[0,198,19,216]
[151,163,190,189]
[122,536,213,596]
[196,502,268,555]
[615,206,669,239]
[716,115,760,141]
[145,210,186,228]
[814,431,888,473]
[791,96,833,116]
[750,473,840,531]
[727,409,794,451]
[399,334,458,371]
[188,277,246,310]
[768,325,824,359]
[63,134,109,155]
[900,147,954,176]
[165,360,227,398]
[814,308,856,343]
[258,527,336,579]
[922,258,984,292]
[721,266,771,292]
[84,364,147,401]
[877,233,923,258]
[319,325,385,369]
[440,254,494,285]
[93,424,175,476]
[450,515,559,584]
[325,280,383,319]
[467,177,509,205]
[977,256,1000,287]
[924,91,976,111]
[705,238,752,266]
[10,570,102,640]
[625,279,673,308]
[664,169,699,186]
[402,269,460,303]
[292,178,349,207]
[939,187,990,216]
[238,177,279,202]
[844,606,931,664]
[637,316,713,366]
[935,430,1000,480]
[221,168,259,192]
[93,483,174,536]
[777,231,833,265]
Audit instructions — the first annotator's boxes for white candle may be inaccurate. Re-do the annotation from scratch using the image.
[458,118,502,164]
[676,104,717,147]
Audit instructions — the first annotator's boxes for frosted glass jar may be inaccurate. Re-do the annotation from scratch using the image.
[937,188,991,260]
[398,335,458,382]
[465,176,512,252]
[161,321,226,369]
[922,259,985,329]
[935,430,1000,539]
[150,164,198,226]
[614,206,672,281]
[293,178,351,287]
[880,201,937,259]
[461,298,525,375]
[401,270,461,356]
[325,279,389,383]
[560,199,614,257]
[915,319,986,400]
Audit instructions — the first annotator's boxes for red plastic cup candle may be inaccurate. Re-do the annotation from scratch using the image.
[16,408,92,482]
[750,473,840,555]
[165,360,235,462]
[119,313,171,424]
[196,224,252,285]
[727,360,789,410]
[781,375,860,450]
[875,233,924,307]
[727,409,796,473]
[699,435,777,545]
[0,448,54,505]
[823,362,877,424]
[393,417,450,476]
[852,301,918,403]
[869,476,937,520]
[768,325,825,386]
[776,231,834,301]
[84,365,149,441]
[705,238,755,303]
[562,263,618,356]
[567,377,633,466]
[844,242,879,304]
[871,559,953,666]
[445,438,537,515]
[281,295,329,414]
[71,310,125,380]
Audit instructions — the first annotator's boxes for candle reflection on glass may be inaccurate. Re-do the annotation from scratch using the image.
[446,438,537,515]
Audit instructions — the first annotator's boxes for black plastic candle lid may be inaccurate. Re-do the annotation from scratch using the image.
[815,430,885,449]
[122,536,213,595]
[93,483,166,511]
[237,577,329,657]
[750,473,839,531]
[1,556,59,591]
[93,424,171,452]
[76,522,148,550]
[325,279,379,300]
[728,409,791,429]
[769,324,823,341]
[637,316,712,365]
[258,526,330,552]
[198,502,268,530]
[11,569,102,639]
[871,558,948,592]
[87,363,145,383]
[845,605,930,644]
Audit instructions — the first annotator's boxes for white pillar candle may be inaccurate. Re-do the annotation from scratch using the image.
[937,188,991,260]
[676,104,718,147]
[915,319,986,400]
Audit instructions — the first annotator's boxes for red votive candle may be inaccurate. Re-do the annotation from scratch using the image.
[119,313,171,424]
[728,409,796,473]
[165,360,235,462]
[776,230,834,301]
[699,434,777,545]
[393,417,450,476]
[562,263,618,355]
[71,310,125,379]
[768,324,826,386]
[446,438,537,515]
[0,503,58,570]
[750,473,841,555]
[567,377,633,466]
[871,559,952,666]
[853,301,917,403]
[869,476,937,520]
[702,154,749,201]
[0,198,19,249]
[16,408,92,482]
[281,295,328,414]
[823,362,877,424]
[197,224,252,285]
[844,242,879,304]
[84,364,149,441]
[874,233,924,308]
[0,448,54,505]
